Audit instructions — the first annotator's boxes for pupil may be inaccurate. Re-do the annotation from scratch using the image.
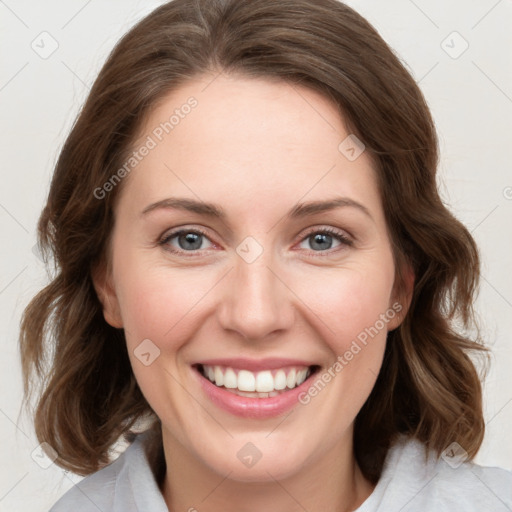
[179,232,202,250]
[311,233,332,251]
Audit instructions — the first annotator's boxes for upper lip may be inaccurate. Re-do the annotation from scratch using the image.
[193,358,317,372]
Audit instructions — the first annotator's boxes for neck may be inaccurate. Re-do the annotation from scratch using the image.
[161,428,375,512]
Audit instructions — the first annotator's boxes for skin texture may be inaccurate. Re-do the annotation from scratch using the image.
[94,73,413,512]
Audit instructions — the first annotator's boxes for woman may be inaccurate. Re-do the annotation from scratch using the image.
[19,0,512,510]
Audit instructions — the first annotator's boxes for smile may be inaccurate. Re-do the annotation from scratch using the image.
[192,360,321,418]
[199,364,314,397]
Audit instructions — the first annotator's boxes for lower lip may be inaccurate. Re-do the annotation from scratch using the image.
[193,367,316,419]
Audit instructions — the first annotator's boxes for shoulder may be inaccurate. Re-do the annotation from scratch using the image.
[49,454,120,512]
[358,436,512,512]
[49,432,167,512]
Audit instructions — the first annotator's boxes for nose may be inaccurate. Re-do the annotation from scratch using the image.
[217,250,296,341]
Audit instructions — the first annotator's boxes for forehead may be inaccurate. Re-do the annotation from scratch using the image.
[118,73,382,224]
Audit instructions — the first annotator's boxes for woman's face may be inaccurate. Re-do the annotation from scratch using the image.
[97,73,410,482]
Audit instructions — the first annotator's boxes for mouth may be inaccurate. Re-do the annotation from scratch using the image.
[194,363,321,398]
[191,361,321,418]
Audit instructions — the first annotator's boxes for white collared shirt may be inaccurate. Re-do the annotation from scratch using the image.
[50,432,512,511]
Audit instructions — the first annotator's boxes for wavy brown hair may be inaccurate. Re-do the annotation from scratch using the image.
[20,0,487,483]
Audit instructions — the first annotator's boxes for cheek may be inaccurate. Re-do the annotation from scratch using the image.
[293,261,396,352]
[120,274,191,337]
[307,282,391,406]
[289,255,396,412]
[114,256,219,350]
[115,249,396,354]
[113,260,216,414]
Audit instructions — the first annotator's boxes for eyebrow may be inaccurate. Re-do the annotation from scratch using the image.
[141,196,372,220]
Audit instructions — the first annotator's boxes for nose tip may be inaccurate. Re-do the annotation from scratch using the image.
[217,258,295,341]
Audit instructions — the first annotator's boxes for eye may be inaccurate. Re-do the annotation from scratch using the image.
[159,228,214,255]
[297,227,353,254]
[158,226,353,257]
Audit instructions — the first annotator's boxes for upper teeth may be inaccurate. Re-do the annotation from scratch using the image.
[202,365,311,392]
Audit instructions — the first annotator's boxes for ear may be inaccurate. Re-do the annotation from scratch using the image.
[387,260,415,331]
[91,262,124,329]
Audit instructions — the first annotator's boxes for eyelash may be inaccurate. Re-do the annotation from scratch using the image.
[158,226,353,258]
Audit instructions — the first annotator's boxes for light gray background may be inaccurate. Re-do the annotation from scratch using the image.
[1,0,511,510]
